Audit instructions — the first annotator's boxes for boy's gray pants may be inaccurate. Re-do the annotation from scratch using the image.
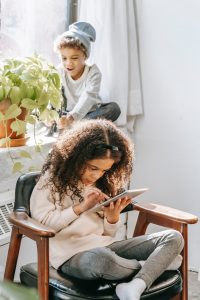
[60,229,184,289]
[62,102,121,122]
[85,102,121,122]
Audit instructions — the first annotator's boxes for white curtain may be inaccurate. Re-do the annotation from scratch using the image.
[78,0,143,131]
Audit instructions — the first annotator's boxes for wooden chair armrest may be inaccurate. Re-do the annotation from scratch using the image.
[9,212,55,238]
[134,202,198,224]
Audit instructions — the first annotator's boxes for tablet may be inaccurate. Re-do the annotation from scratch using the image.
[87,188,148,213]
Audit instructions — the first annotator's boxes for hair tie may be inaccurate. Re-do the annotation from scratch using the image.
[95,143,119,151]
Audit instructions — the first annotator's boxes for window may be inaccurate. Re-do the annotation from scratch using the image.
[0,0,74,64]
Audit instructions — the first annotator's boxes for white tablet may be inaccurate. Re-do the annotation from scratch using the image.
[87,188,148,213]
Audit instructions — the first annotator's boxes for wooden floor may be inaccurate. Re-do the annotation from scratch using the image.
[189,271,200,300]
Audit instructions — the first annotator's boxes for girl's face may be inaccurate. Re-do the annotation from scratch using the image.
[80,158,115,186]
[60,47,86,80]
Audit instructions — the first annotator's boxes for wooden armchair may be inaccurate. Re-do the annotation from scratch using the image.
[4,172,198,300]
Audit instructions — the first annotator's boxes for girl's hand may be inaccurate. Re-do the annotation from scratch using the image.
[73,188,108,215]
[103,197,132,224]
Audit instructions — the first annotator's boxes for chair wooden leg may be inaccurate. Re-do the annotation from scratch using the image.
[4,226,22,280]
[133,212,149,237]
[180,224,188,300]
[37,237,49,300]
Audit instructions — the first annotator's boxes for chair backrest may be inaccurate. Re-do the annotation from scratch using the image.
[14,171,41,215]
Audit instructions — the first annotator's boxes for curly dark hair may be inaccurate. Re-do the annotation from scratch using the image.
[54,36,88,57]
[41,119,134,203]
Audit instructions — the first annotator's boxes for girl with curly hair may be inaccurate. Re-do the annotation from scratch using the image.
[30,119,183,300]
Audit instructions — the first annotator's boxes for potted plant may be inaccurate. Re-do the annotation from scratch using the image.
[0,54,62,172]
[0,54,62,147]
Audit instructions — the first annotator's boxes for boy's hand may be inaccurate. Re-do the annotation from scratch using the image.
[57,115,74,129]
[103,197,132,224]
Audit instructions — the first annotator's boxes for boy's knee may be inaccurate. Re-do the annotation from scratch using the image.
[111,102,121,115]
[107,102,121,121]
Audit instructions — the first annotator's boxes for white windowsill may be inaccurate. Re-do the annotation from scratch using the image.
[0,130,57,194]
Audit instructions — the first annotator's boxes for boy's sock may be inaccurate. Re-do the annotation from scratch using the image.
[116,278,146,300]
[139,254,182,270]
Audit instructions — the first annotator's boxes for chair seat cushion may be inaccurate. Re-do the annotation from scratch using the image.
[20,263,182,300]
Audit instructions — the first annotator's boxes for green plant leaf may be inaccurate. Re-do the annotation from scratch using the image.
[39,109,52,121]
[19,150,32,159]
[25,115,37,124]
[7,73,22,86]
[0,137,10,147]
[20,72,36,81]
[12,162,24,173]
[0,111,4,120]
[19,82,28,98]
[12,64,26,75]
[9,86,22,104]
[10,119,26,135]
[21,98,38,109]
[35,144,42,152]
[33,86,41,100]
[4,86,11,97]
[49,109,59,120]
[50,72,61,89]
[4,104,21,120]
[28,166,39,172]
[0,85,5,100]
[26,85,35,99]
[49,93,62,110]
[38,91,49,105]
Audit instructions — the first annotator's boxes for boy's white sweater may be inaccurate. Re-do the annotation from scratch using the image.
[30,175,122,269]
[60,63,102,120]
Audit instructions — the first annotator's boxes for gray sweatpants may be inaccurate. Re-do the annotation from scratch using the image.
[60,229,184,289]
[85,102,121,122]
[62,102,121,122]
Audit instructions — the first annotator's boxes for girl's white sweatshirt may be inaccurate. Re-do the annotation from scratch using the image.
[30,175,122,269]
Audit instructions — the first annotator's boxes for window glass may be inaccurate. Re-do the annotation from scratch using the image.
[0,0,68,64]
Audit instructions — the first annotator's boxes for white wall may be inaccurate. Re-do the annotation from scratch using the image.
[0,238,37,281]
[132,0,200,270]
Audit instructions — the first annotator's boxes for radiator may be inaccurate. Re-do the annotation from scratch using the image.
[0,191,14,246]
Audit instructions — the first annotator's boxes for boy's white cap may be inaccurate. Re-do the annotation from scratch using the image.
[63,21,96,57]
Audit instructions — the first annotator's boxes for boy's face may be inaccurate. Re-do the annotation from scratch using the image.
[60,47,86,80]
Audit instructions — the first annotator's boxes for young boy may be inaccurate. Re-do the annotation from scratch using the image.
[54,21,121,129]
